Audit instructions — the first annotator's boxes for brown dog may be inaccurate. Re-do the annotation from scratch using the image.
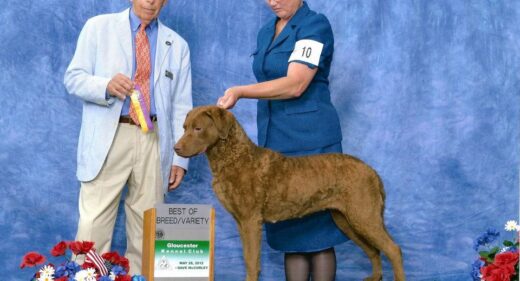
[174,106,405,281]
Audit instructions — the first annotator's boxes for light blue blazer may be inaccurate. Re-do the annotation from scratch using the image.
[64,9,192,193]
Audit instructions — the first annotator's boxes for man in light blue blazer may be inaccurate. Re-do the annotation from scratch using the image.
[64,0,192,273]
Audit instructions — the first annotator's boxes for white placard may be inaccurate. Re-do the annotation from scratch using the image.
[153,204,213,281]
[288,39,324,66]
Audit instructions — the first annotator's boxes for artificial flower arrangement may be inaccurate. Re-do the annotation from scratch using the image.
[20,240,146,281]
[472,220,520,281]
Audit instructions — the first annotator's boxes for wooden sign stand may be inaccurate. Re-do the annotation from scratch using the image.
[142,207,156,280]
[142,205,215,281]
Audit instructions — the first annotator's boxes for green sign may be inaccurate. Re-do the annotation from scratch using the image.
[155,240,210,277]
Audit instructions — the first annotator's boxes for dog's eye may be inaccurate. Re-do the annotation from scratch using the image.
[194,127,202,132]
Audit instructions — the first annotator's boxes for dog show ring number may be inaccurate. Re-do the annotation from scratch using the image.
[288,39,324,67]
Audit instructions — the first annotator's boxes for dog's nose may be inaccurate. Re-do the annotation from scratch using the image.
[174,145,182,154]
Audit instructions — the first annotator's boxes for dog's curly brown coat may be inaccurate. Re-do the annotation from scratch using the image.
[175,106,405,281]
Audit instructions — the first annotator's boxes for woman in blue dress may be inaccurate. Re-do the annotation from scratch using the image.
[217,1,348,280]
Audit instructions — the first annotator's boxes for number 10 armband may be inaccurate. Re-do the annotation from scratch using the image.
[288,39,324,67]
[130,86,155,133]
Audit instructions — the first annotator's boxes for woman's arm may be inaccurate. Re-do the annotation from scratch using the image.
[217,62,318,109]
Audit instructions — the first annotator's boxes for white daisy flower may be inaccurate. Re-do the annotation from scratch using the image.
[38,265,55,277]
[505,220,519,231]
[85,267,97,281]
[74,269,88,281]
[74,267,97,281]
[37,275,54,281]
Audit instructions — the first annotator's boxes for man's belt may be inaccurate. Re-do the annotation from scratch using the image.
[119,115,157,126]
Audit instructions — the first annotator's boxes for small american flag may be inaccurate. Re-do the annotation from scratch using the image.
[86,249,109,276]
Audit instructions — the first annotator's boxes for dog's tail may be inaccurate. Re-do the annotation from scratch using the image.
[374,172,386,214]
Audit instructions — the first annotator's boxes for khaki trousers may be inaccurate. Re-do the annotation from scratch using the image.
[76,123,162,275]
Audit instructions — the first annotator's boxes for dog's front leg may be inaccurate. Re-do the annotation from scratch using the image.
[237,217,262,281]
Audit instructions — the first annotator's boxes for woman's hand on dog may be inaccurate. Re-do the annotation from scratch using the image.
[218,87,241,109]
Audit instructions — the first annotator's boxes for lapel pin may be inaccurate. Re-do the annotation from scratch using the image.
[165,70,173,79]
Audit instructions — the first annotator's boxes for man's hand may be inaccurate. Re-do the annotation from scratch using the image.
[168,165,186,191]
[107,73,134,100]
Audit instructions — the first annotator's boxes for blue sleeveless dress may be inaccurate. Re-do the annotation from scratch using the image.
[253,2,349,252]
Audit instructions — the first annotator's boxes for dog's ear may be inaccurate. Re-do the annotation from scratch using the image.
[205,107,233,139]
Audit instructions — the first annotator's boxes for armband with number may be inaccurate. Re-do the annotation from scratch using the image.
[288,39,324,67]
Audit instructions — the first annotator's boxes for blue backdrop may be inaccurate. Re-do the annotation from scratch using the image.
[1,0,519,280]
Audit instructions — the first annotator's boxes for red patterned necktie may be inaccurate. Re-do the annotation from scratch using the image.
[129,24,151,125]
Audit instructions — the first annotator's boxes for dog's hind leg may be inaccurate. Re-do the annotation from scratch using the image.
[331,210,383,281]
[237,218,263,281]
[346,212,405,281]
